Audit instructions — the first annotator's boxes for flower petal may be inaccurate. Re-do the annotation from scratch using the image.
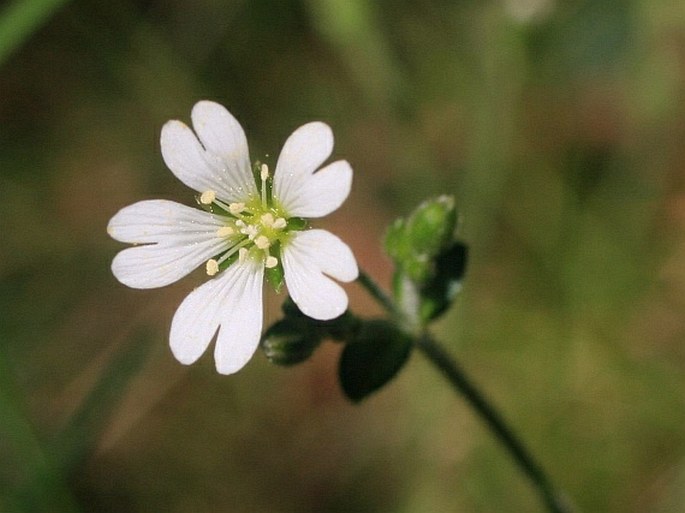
[108,200,230,289]
[169,259,264,374]
[107,199,226,244]
[214,262,265,375]
[282,229,358,320]
[275,160,352,218]
[273,121,340,216]
[161,102,257,203]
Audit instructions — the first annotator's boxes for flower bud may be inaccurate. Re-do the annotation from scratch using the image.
[260,319,321,366]
[384,195,458,284]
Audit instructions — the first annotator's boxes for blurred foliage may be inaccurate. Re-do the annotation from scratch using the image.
[1,0,685,512]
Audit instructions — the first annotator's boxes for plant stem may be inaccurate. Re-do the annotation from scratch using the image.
[416,333,572,513]
[356,270,573,513]
[357,269,399,318]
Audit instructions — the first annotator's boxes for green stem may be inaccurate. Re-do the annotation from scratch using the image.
[357,269,399,318]
[356,270,573,513]
[417,333,572,513]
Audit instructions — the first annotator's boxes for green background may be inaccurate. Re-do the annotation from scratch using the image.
[1,0,685,511]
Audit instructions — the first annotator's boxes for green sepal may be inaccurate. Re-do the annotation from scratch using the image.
[338,319,413,402]
[265,262,285,293]
[418,241,468,322]
[260,318,321,366]
[264,242,285,293]
[286,217,308,231]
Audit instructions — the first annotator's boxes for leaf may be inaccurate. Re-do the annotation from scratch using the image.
[339,320,413,402]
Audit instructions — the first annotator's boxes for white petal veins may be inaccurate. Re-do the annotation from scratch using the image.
[161,112,257,204]
[273,121,335,213]
[190,101,258,201]
[107,199,226,244]
[213,261,265,374]
[169,259,264,373]
[108,200,231,289]
[282,229,358,320]
[276,160,352,218]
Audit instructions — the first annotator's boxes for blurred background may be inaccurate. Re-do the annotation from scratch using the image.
[2,0,685,511]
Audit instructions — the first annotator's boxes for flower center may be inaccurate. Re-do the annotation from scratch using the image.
[201,164,290,276]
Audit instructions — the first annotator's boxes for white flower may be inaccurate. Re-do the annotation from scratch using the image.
[108,101,358,374]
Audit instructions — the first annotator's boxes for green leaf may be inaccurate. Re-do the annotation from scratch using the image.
[339,320,413,402]
[419,241,468,322]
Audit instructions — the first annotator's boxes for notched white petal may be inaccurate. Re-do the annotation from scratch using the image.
[169,260,264,373]
[107,199,225,244]
[282,229,358,321]
[276,159,352,218]
[108,200,230,289]
[111,238,227,289]
[214,262,264,374]
[273,121,337,214]
[161,104,257,203]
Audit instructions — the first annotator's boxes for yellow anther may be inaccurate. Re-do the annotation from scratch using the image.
[265,256,278,268]
[238,247,248,263]
[260,163,269,181]
[255,235,270,249]
[200,190,216,205]
[229,202,245,215]
[216,226,234,237]
[260,212,275,227]
[272,217,287,230]
[241,224,258,239]
[206,259,219,276]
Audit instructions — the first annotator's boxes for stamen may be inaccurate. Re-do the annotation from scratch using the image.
[261,212,275,227]
[238,247,248,263]
[229,202,245,215]
[200,190,216,205]
[260,163,269,209]
[265,256,278,268]
[206,259,219,276]
[272,217,287,230]
[255,235,270,249]
[215,238,252,266]
[216,226,234,237]
[240,224,258,240]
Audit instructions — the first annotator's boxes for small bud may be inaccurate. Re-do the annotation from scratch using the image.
[384,195,458,284]
[407,195,457,256]
[261,319,321,366]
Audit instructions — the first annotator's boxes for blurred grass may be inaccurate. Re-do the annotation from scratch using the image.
[0,0,69,65]
[1,0,685,512]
